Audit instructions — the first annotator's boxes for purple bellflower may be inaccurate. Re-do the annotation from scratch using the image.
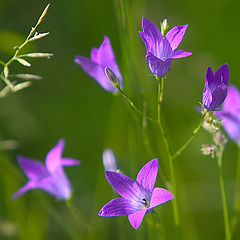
[139,17,192,77]
[75,36,122,92]
[215,85,240,143]
[202,64,229,111]
[12,139,80,200]
[98,158,174,229]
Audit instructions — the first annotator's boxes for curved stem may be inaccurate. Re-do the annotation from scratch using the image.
[156,76,180,228]
[230,143,240,235]
[117,88,157,122]
[172,112,206,160]
[217,149,231,240]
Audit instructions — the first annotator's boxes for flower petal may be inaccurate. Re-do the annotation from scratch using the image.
[46,139,65,173]
[214,63,229,86]
[136,158,158,192]
[93,36,123,88]
[150,187,174,208]
[206,67,214,86]
[105,171,141,201]
[37,168,72,200]
[139,31,153,52]
[75,56,116,92]
[207,83,227,111]
[61,158,81,166]
[98,198,138,217]
[12,182,33,199]
[142,17,163,44]
[128,209,147,229]
[165,25,188,51]
[216,111,240,142]
[148,57,172,77]
[170,49,192,59]
[17,155,48,181]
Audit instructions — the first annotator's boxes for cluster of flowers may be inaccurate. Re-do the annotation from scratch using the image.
[13,17,240,230]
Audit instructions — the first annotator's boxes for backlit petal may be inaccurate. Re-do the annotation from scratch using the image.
[128,209,147,229]
[98,198,139,217]
[136,158,158,192]
[170,49,192,59]
[165,25,188,51]
[150,187,174,208]
[105,171,141,201]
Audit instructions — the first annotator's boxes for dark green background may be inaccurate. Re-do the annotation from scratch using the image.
[0,0,239,239]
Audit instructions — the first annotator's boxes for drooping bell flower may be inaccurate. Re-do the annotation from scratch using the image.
[139,17,192,77]
[75,36,122,92]
[99,158,174,229]
[12,139,80,200]
[215,85,240,143]
[202,64,229,111]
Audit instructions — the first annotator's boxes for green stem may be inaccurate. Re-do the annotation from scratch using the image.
[230,143,240,235]
[172,112,206,160]
[217,149,231,240]
[156,76,180,228]
[118,88,156,122]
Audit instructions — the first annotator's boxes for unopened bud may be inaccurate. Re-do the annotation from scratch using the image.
[102,148,118,172]
[19,53,53,58]
[13,46,19,50]
[36,3,50,26]
[105,67,119,87]
[201,144,217,158]
[161,19,169,36]
[29,32,49,42]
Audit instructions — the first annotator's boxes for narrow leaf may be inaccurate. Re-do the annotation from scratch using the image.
[29,32,49,41]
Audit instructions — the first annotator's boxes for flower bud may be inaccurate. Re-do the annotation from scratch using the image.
[105,67,119,87]
[102,148,118,172]
[160,19,169,36]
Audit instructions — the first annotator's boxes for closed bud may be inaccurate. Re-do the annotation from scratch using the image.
[19,53,53,58]
[161,19,169,36]
[102,148,118,172]
[36,3,50,26]
[15,58,31,67]
[29,32,49,41]
[105,67,119,87]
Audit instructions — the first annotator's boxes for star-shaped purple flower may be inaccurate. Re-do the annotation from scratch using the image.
[215,85,240,143]
[75,36,122,92]
[98,158,174,229]
[139,17,192,77]
[202,64,229,111]
[12,139,80,200]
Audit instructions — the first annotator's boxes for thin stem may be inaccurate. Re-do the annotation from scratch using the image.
[156,76,180,228]
[117,88,157,122]
[217,149,231,240]
[172,112,206,160]
[230,143,240,235]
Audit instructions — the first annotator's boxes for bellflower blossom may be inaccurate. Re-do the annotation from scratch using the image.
[75,36,122,92]
[12,139,80,200]
[215,85,240,143]
[139,17,192,77]
[202,64,229,111]
[98,158,174,229]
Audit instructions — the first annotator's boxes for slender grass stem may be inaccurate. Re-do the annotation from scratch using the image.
[230,143,240,235]
[156,76,180,228]
[217,149,231,240]
[172,112,206,160]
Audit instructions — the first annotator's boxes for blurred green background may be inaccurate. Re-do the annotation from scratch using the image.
[0,0,239,239]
